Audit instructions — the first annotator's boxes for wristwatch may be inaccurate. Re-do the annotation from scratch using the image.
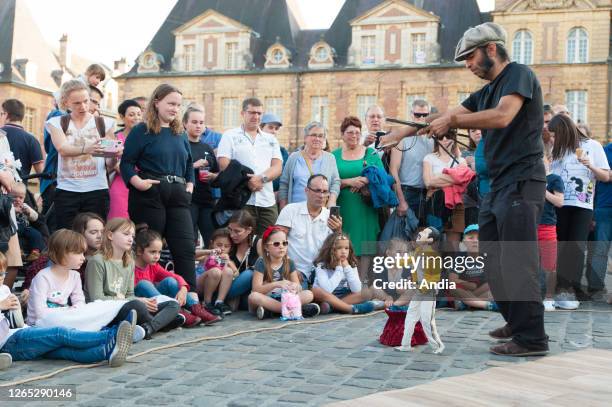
[261,174,269,183]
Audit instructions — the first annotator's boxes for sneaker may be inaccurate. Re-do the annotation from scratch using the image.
[179,310,202,328]
[256,305,270,320]
[132,325,146,343]
[543,299,555,312]
[205,302,224,317]
[319,302,331,315]
[352,301,375,314]
[370,300,385,311]
[190,303,222,325]
[160,314,186,332]
[215,302,232,315]
[301,303,320,318]
[489,341,548,357]
[454,300,468,311]
[108,320,134,367]
[554,292,579,310]
[0,353,12,371]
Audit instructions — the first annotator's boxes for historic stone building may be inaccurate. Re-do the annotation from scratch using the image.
[115,0,610,148]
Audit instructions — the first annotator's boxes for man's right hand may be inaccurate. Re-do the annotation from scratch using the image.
[396,201,409,217]
[363,133,377,147]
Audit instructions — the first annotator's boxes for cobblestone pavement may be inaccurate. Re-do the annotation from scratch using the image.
[2,302,612,406]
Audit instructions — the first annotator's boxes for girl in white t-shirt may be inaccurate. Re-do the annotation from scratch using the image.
[549,114,610,309]
[422,131,467,244]
[45,79,116,229]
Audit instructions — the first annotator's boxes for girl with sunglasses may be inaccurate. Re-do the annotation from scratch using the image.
[248,226,319,319]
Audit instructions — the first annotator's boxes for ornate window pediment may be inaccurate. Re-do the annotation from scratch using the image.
[137,48,164,73]
[350,0,440,67]
[308,40,334,69]
[171,9,253,72]
[505,0,596,12]
[264,39,291,69]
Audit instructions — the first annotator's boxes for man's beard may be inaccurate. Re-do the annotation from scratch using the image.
[476,53,495,78]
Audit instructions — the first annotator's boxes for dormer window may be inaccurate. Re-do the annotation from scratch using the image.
[265,41,291,69]
[308,40,334,69]
[314,46,329,62]
[272,49,284,63]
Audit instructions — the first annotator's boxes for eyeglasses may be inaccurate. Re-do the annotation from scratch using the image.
[307,186,330,195]
[413,112,429,118]
[268,241,289,247]
[307,133,325,139]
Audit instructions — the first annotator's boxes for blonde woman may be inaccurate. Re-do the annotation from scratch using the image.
[45,80,116,229]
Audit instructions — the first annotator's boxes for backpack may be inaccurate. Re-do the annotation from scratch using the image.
[60,114,106,138]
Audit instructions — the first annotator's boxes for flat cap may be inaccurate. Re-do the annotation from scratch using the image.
[454,22,507,62]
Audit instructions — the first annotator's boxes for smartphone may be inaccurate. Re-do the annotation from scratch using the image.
[330,206,340,218]
[94,139,123,157]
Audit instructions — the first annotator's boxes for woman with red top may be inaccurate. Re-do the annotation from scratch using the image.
[133,225,220,325]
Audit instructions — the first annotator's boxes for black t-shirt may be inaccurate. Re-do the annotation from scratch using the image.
[451,252,486,287]
[1,124,43,178]
[539,174,564,225]
[462,62,545,191]
[230,236,260,274]
[188,140,218,206]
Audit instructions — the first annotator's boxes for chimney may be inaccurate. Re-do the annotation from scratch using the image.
[59,34,71,69]
[114,57,128,74]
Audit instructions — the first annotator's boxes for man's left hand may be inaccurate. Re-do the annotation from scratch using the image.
[247,174,264,192]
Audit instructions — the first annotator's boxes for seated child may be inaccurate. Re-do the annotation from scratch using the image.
[85,218,181,340]
[10,182,45,262]
[248,226,319,319]
[362,238,414,307]
[196,228,237,316]
[21,212,104,304]
[448,224,497,311]
[312,233,382,314]
[134,225,220,326]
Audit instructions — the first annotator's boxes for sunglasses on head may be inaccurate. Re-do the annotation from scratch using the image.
[268,241,289,247]
[413,112,429,118]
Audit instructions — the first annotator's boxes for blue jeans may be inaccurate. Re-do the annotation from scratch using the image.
[134,278,198,307]
[2,326,113,363]
[227,269,254,300]
[587,207,612,292]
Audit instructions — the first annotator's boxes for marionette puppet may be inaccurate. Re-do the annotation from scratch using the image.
[395,226,445,354]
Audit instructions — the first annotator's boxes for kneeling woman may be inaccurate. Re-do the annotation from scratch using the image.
[248,227,319,319]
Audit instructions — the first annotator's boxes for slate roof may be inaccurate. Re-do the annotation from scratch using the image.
[126,0,486,76]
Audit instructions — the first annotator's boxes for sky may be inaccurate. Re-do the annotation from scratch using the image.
[24,0,495,68]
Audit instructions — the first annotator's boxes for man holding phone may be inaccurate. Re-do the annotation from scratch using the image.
[276,174,343,287]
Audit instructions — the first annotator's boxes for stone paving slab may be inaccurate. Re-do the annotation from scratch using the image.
[1,302,612,406]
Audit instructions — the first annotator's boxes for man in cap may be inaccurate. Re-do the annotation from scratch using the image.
[260,113,289,199]
[382,22,548,357]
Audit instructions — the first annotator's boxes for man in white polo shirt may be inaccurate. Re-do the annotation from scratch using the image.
[276,174,342,287]
[217,97,283,235]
